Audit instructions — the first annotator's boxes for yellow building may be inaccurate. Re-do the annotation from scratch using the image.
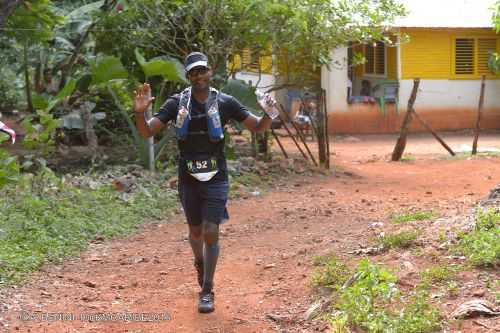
[322,0,500,133]
[228,48,277,101]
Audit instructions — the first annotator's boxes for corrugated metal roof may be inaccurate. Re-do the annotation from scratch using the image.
[394,0,497,28]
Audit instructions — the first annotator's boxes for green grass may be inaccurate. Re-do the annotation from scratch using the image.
[392,211,434,224]
[440,151,500,160]
[311,254,351,291]
[454,209,500,267]
[0,169,177,286]
[446,281,460,297]
[0,154,320,287]
[376,230,420,250]
[313,257,442,333]
[493,280,500,302]
[420,265,460,287]
[231,171,262,187]
[400,154,416,162]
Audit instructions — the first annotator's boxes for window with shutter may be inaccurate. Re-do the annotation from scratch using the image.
[375,42,385,75]
[478,38,497,75]
[241,49,260,72]
[365,44,375,74]
[364,42,385,76]
[454,37,500,77]
[455,38,475,75]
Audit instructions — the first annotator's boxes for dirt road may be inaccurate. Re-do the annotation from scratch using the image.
[1,133,499,333]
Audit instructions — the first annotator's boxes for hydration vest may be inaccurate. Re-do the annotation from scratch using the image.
[175,87,224,143]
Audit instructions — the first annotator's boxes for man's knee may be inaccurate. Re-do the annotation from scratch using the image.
[189,225,203,240]
[202,221,219,245]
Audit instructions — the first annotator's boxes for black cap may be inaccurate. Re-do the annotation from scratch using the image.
[185,52,209,72]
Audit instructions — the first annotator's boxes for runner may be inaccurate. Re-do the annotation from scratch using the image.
[133,52,275,313]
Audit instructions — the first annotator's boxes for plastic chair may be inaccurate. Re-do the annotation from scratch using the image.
[375,81,399,116]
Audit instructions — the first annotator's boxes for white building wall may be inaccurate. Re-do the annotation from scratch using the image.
[321,47,349,113]
[399,79,500,109]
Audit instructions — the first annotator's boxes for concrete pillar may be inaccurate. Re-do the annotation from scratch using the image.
[321,47,349,113]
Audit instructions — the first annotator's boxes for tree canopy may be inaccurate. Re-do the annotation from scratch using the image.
[0,0,22,30]
[94,0,406,89]
[0,0,407,167]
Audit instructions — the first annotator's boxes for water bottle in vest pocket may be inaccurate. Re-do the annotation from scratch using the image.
[176,106,190,140]
[207,104,224,142]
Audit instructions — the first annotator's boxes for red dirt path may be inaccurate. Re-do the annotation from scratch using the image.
[1,132,499,333]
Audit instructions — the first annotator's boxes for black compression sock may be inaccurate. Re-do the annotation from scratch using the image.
[189,235,204,265]
[202,242,219,293]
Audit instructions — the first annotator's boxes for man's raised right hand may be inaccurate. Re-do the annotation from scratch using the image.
[133,83,155,114]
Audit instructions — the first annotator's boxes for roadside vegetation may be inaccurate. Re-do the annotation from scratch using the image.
[375,229,420,249]
[310,204,499,332]
[455,208,500,267]
[312,256,442,333]
[0,164,177,286]
[0,0,406,289]
[0,143,320,288]
[391,210,434,224]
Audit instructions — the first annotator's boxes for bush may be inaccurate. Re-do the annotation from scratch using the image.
[311,254,351,291]
[456,209,500,267]
[392,211,434,224]
[0,167,177,286]
[312,257,442,333]
[376,230,420,249]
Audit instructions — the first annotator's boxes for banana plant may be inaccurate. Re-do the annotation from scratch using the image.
[221,78,260,113]
[107,49,187,171]
[221,79,271,159]
[22,79,76,153]
[32,79,77,113]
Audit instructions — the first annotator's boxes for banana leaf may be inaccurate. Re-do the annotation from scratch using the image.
[221,79,260,114]
[135,49,187,83]
[90,56,128,85]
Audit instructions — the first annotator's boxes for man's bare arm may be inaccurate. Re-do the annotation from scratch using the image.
[134,113,166,138]
[241,113,272,133]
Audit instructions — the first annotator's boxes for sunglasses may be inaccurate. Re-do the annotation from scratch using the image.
[188,67,210,76]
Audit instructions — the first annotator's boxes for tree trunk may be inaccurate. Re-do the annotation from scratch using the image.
[256,131,270,160]
[412,110,455,156]
[322,89,331,169]
[391,78,420,161]
[316,96,327,167]
[251,132,257,157]
[23,43,34,113]
[271,128,288,158]
[472,75,486,155]
[0,0,22,30]
[80,101,98,161]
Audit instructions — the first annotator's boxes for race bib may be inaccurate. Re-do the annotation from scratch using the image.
[186,158,219,181]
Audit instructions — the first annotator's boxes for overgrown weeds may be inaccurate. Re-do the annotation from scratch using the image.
[311,254,351,291]
[391,210,434,224]
[400,154,416,162]
[420,265,460,288]
[454,209,500,267]
[0,167,177,286]
[313,256,442,333]
[376,230,420,249]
